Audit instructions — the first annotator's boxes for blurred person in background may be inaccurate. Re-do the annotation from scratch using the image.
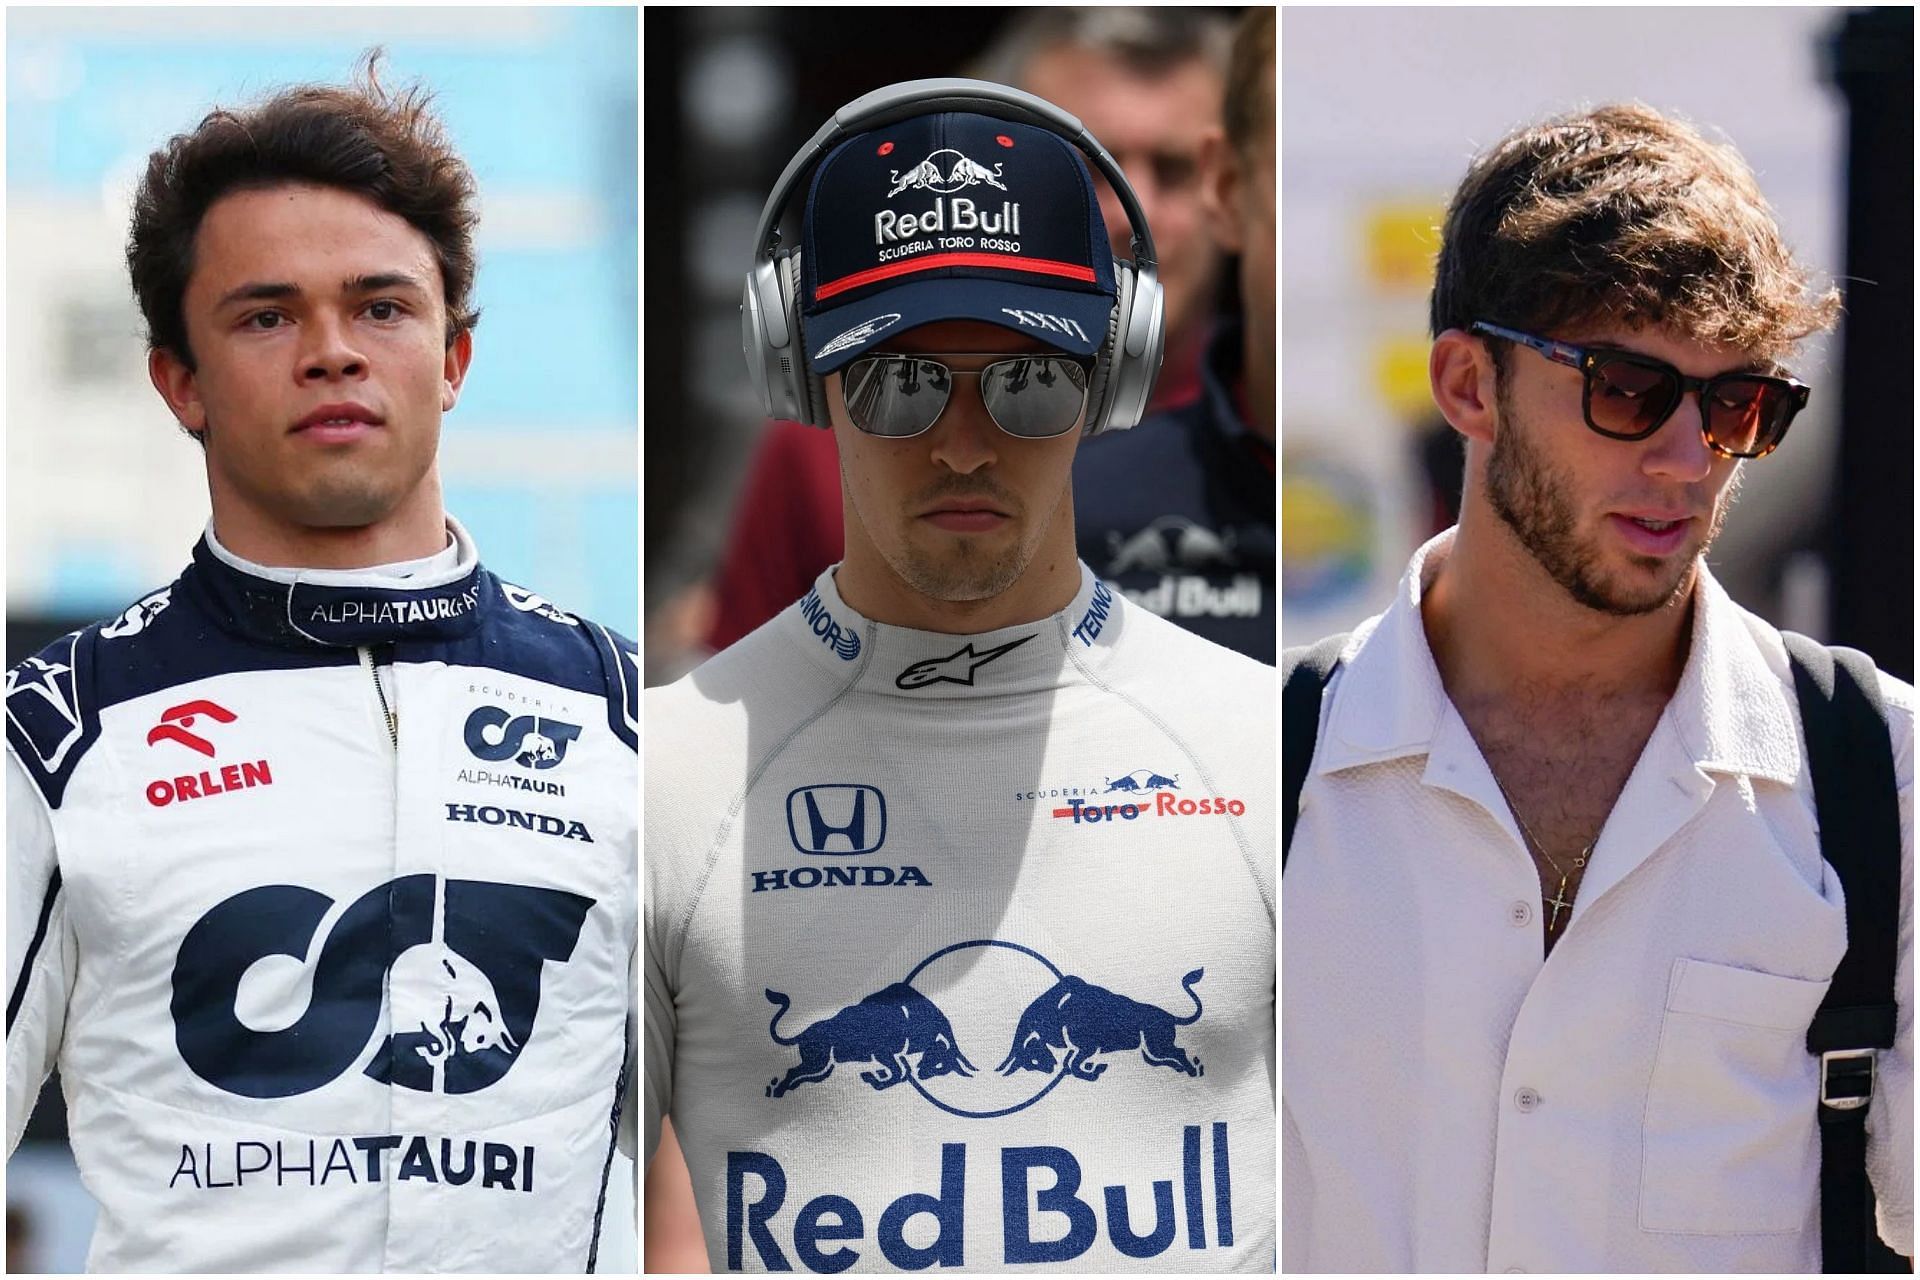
[6,57,636,1272]
[646,81,1275,1272]
[1283,104,1912,1272]
[691,7,1235,659]
[1073,5,1274,663]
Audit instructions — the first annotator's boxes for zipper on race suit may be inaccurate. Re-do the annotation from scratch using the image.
[359,644,399,750]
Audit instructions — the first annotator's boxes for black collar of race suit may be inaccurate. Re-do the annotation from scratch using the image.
[181,520,487,651]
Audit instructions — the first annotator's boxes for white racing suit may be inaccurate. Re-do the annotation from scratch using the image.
[646,564,1275,1272]
[6,520,637,1272]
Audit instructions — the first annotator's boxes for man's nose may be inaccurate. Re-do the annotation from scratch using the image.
[298,314,367,381]
[1642,391,1715,483]
[926,384,1000,475]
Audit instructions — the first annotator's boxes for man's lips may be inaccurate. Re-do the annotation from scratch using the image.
[293,403,385,433]
[1608,510,1695,556]
[918,500,1012,533]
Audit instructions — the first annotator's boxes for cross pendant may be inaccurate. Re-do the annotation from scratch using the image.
[1545,877,1573,931]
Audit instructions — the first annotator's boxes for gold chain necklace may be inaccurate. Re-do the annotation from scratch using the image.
[1491,773,1591,933]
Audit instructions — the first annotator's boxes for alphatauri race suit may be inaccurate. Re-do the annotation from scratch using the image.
[5,520,637,1273]
[646,564,1275,1273]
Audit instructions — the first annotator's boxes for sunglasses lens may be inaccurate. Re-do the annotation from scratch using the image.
[980,358,1089,438]
[1704,377,1797,456]
[1587,357,1679,436]
[843,357,950,437]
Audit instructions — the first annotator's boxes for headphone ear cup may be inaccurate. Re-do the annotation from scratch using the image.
[776,253,829,429]
[1082,262,1129,434]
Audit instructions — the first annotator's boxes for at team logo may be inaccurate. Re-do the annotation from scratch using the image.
[462,705,582,770]
[172,874,594,1098]
[759,941,1206,1118]
[887,148,1009,197]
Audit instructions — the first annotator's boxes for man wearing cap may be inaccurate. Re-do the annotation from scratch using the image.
[645,90,1275,1273]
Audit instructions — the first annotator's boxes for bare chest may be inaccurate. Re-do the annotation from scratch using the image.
[1465,695,1669,859]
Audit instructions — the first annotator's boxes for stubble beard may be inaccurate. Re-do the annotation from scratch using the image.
[1484,383,1738,617]
[890,533,1027,603]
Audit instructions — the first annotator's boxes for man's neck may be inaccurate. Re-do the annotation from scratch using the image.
[1422,512,1695,709]
[207,483,450,571]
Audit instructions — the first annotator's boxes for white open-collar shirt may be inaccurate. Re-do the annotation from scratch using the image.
[1282,530,1913,1273]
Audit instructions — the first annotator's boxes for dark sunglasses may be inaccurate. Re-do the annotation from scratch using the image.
[1469,321,1810,459]
[841,352,1091,439]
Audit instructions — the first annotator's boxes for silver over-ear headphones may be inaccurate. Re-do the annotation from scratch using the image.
[741,78,1165,435]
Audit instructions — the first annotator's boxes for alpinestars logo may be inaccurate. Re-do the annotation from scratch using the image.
[172,874,593,1098]
[895,635,1033,689]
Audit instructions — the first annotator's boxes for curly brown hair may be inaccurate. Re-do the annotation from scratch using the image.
[127,51,479,371]
[1429,103,1839,366]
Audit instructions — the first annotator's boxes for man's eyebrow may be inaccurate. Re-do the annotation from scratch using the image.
[343,271,428,295]
[214,281,299,310]
[213,272,428,311]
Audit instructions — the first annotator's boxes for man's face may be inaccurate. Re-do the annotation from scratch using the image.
[1199,67,1275,436]
[1022,44,1223,347]
[153,182,469,538]
[1483,326,1750,616]
[827,320,1082,603]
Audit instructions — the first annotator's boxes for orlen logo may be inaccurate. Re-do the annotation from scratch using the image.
[172,874,593,1098]
[760,941,1205,1119]
[145,700,273,808]
[786,784,885,855]
[462,706,581,771]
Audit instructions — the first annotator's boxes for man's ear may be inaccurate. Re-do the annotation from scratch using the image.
[1196,128,1242,255]
[148,347,208,436]
[1429,328,1500,447]
[441,328,474,412]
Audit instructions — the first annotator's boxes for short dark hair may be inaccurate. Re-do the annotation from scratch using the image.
[1430,103,1839,364]
[127,51,480,371]
[1223,6,1274,160]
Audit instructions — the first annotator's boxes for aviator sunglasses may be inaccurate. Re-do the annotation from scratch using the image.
[1469,321,1811,459]
[841,352,1092,439]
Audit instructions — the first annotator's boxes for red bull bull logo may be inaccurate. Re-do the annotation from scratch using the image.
[758,940,1207,1119]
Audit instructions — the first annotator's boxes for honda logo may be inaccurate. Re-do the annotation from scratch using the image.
[786,784,887,855]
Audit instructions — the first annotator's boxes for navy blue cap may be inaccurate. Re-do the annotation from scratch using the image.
[801,111,1117,374]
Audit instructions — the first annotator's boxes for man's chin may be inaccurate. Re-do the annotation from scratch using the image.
[890,535,1028,604]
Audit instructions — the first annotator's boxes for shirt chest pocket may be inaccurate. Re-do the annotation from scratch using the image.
[1640,957,1830,1235]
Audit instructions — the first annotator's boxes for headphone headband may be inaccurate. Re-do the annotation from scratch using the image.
[752,78,1157,274]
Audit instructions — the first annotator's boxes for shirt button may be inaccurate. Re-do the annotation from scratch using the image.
[1515,1087,1542,1112]
[1508,900,1533,927]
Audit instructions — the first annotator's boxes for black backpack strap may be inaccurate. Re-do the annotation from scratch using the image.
[1781,632,1904,1272]
[1281,632,1349,870]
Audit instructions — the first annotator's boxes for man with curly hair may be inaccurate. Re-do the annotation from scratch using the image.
[1283,105,1911,1272]
[5,59,636,1272]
